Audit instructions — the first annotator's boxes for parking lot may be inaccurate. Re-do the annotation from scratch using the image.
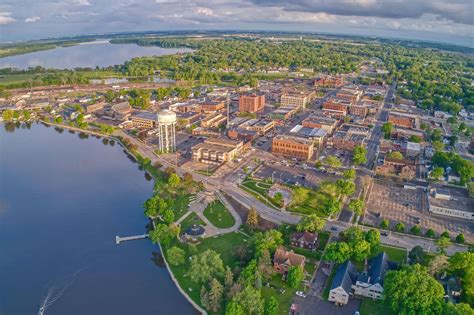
[364,180,474,242]
[319,147,353,167]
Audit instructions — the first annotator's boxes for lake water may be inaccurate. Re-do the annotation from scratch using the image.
[0,123,196,315]
[0,40,193,70]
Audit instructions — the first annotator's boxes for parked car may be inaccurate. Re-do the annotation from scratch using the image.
[295,291,306,298]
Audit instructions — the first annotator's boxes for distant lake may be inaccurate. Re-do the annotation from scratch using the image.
[0,122,196,315]
[0,40,193,70]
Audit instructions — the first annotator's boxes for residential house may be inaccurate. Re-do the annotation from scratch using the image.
[290,232,318,251]
[328,261,357,305]
[273,247,306,274]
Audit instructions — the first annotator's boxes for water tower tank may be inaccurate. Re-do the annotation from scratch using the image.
[157,109,177,125]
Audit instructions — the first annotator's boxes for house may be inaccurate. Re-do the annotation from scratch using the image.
[328,261,357,305]
[352,252,398,299]
[273,247,305,274]
[290,232,318,251]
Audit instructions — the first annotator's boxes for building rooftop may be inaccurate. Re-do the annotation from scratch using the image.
[331,260,357,292]
[303,114,338,126]
[274,134,314,145]
[290,125,328,138]
[131,111,156,121]
[430,187,474,213]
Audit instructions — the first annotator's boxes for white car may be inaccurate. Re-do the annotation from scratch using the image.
[295,291,306,298]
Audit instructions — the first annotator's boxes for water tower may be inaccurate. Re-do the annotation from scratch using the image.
[156,109,177,153]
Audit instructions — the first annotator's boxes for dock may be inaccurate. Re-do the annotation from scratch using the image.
[115,234,148,245]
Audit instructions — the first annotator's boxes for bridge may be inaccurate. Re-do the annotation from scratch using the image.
[115,234,148,245]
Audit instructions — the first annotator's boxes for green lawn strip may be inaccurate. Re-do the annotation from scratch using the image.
[203,200,236,229]
[180,212,206,231]
[317,232,330,251]
[322,263,339,300]
[292,247,321,260]
[287,204,327,217]
[359,298,395,315]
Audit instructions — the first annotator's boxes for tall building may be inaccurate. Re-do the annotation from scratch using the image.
[272,135,314,161]
[239,94,266,113]
[157,109,177,153]
[280,92,310,109]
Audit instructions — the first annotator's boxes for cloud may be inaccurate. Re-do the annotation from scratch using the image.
[0,12,15,24]
[25,16,40,23]
[250,0,473,25]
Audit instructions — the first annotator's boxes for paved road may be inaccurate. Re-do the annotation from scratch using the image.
[363,81,396,170]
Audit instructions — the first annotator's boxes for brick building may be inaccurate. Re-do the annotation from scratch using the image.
[239,94,265,113]
[388,112,418,129]
[302,114,338,133]
[314,75,344,88]
[281,92,310,109]
[272,135,315,160]
[375,157,416,179]
[199,99,225,113]
[130,112,157,129]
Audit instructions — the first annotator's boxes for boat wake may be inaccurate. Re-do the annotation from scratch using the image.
[38,266,88,315]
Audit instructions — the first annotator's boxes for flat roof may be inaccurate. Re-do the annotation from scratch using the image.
[131,112,156,120]
[274,134,314,145]
[304,114,337,125]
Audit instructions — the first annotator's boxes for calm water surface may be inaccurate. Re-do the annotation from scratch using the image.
[0,41,193,70]
[0,123,195,315]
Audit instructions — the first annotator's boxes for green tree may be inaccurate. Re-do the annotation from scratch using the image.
[432,140,445,152]
[380,219,389,229]
[253,230,283,257]
[449,252,474,305]
[149,223,178,246]
[365,229,380,254]
[443,302,474,315]
[348,198,365,216]
[22,110,31,120]
[296,214,326,233]
[386,151,404,160]
[224,266,234,289]
[352,240,371,262]
[162,208,175,223]
[335,179,356,197]
[352,145,368,166]
[324,242,351,263]
[2,109,13,121]
[143,197,158,218]
[343,168,356,180]
[436,236,452,253]
[455,233,465,243]
[408,135,421,143]
[246,207,259,227]
[167,246,185,266]
[287,266,304,289]
[324,156,342,169]
[231,286,264,315]
[426,229,436,238]
[54,116,63,123]
[208,278,224,312]
[225,300,244,315]
[382,122,393,139]
[264,296,279,315]
[410,225,421,235]
[409,246,425,265]
[291,187,310,206]
[395,222,405,232]
[188,249,225,284]
[430,167,444,181]
[257,249,274,280]
[168,173,181,188]
[384,264,444,315]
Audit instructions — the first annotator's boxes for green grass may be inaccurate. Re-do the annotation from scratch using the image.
[359,298,395,315]
[287,191,329,218]
[322,263,339,300]
[377,245,407,264]
[163,231,250,314]
[174,194,191,221]
[203,200,235,229]
[261,274,299,315]
[240,185,281,210]
[180,212,206,231]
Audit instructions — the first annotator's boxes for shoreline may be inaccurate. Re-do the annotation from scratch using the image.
[37,119,205,314]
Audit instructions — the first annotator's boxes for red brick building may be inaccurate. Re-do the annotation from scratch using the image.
[388,113,417,129]
[272,135,314,161]
[239,94,265,113]
[314,75,344,88]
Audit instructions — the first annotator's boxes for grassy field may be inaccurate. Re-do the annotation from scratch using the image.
[180,212,206,231]
[203,200,235,229]
[174,194,191,221]
[241,178,282,209]
[287,190,329,218]
[377,245,407,264]
[261,274,299,315]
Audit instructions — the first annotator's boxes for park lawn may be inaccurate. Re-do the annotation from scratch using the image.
[173,193,191,221]
[359,298,395,315]
[203,200,235,229]
[242,178,272,196]
[180,212,206,231]
[240,185,281,210]
[198,231,248,268]
[163,232,250,314]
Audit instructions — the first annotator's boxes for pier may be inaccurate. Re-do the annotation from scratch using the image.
[115,234,148,245]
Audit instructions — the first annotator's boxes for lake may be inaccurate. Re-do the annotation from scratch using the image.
[0,122,196,315]
[0,40,193,70]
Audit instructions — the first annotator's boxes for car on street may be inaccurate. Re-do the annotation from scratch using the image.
[330,226,338,231]
[295,291,306,298]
